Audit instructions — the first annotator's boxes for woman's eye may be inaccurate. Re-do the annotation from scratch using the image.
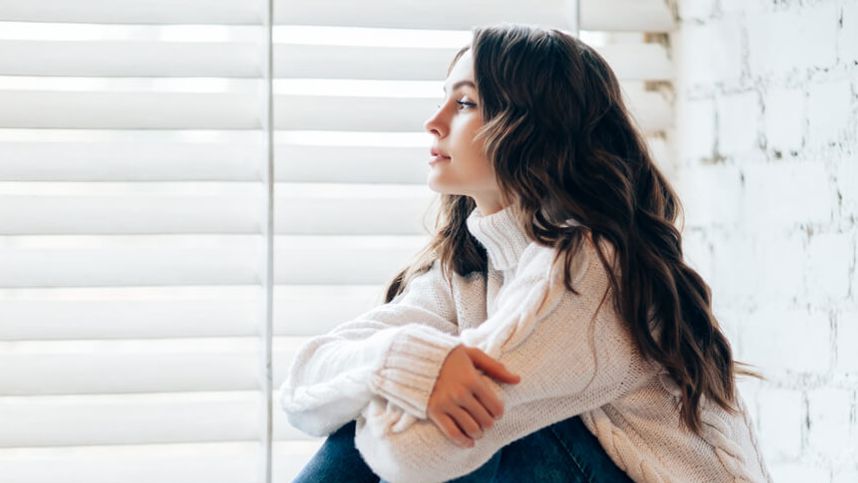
[434,101,476,110]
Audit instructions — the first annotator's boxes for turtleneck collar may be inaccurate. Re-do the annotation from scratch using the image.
[465,204,531,271]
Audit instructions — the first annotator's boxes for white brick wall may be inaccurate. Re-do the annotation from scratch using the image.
[671,0,858,480]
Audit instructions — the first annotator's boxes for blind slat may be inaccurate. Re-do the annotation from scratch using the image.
[0,41,671,81]
[0,235,428,288]
[0,0,575,29]
[0,0,673,32]
[581,0,674,32]
[0,87,670,133]
[0,441,317,483]
[0,391,319,447]
[0,134,432,183]
[0,285,384,340]
[0,183,435,235]
[0,133,669,182]
[0,337,301,395]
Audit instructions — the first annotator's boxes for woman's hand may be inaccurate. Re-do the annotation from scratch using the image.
[426,344,521,448]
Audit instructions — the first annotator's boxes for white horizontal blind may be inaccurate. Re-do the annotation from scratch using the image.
[0,0,675,482]
[0,1,277,482]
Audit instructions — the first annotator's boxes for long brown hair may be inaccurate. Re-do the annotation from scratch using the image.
[383,23,762,435]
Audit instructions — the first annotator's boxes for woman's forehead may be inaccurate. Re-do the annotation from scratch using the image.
[444,56,477,94]
[445,50,474,86]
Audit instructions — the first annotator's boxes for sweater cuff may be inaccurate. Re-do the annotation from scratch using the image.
[369,324,462,420]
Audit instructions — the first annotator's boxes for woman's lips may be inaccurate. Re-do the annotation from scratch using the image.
[429,155,451,165]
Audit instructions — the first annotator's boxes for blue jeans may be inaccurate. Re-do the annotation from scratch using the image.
[293,415,633,482]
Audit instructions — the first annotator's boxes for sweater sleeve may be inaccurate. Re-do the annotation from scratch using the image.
[353,237,640,483]
[278,260,462,437]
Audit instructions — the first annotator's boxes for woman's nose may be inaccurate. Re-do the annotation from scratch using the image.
[424,108,445,137]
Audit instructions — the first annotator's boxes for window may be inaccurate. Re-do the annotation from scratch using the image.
[0,1,673,481]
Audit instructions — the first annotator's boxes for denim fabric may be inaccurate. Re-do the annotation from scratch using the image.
[292,420,380,483]
[293,415,634,483]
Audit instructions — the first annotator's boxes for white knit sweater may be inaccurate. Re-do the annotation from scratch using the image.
[279,204,773,483]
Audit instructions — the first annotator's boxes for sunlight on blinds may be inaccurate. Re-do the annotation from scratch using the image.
[0,0,674,481]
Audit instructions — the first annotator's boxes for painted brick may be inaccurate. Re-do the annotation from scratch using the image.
[807,387,854,460]
[675,97,716,162]
[747,5,840,77]
[769,462,830,483]
[837,310,858,373]
[681,229,714,283]
[676,164,742,227]
[837,159,858,219]
[833,467,858,483]
[676,18,744,88]
[740,307,831,374]
[807,79,854,147]
[737,377,762,424]
[717,91,761,155]
[707,231,758,306]
[711,305,743,353]
[678,0,716,21]
[719,0,769,14]
[751,231,806,305]
[763,87,805,154]
[805,232,853,303]
[673,1,857,476]
[841,2,858,64]
[740,161,834,228]
[757,386,804,460]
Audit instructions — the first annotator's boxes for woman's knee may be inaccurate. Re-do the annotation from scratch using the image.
[547,415,633,482]
[293,420,380,483]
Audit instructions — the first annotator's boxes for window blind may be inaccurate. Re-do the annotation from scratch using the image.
[0,1,674,482]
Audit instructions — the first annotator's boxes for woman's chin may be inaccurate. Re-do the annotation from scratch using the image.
[426,178,458,196]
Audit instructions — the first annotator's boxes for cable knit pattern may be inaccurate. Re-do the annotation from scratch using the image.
[280,204,773,483]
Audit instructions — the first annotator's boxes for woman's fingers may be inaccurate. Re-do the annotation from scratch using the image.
[448,405,483,441]
[465,347,521,384]
[459,390,496,431]
[434,412,474,448]
[473,374,505,420]
[426,345,512,448]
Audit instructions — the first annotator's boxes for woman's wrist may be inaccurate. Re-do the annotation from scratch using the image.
[368,324,462,419]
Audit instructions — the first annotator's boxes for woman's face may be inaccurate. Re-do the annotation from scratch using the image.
[424,49,505,215]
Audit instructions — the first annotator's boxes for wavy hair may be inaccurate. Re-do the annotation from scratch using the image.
[382,23,762,435]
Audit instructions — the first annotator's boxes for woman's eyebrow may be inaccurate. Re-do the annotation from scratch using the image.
[442,80,476,94]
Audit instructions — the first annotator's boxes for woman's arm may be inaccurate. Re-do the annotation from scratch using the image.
[279,260,463,437]
[354,238,640,483]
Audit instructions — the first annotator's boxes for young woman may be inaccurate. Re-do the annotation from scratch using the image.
[281,23,772,483]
